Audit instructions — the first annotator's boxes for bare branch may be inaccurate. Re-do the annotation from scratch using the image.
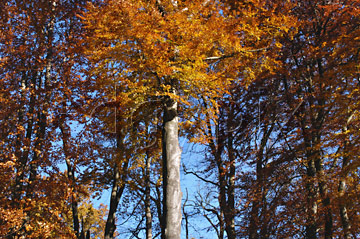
[183,164,219,186]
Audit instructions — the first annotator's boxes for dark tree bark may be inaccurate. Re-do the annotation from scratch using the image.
[145,152,153,239]
[60,120,80,238]
[104,132,129,239]
[338,116,352,239]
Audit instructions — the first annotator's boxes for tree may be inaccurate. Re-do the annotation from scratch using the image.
[275,1,360,237]
[3,0,359,238]
[77,199,108,239]
[0,0,95,237]
[82,0,294,238]
[180,0,360,238]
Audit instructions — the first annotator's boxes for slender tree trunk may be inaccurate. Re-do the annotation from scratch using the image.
[155,183,164,239]
[315,156,333,239]
[249,200,259,239]
[301,115,318,239]
[305,157,317,239]
[183,209,189,239]
[182,190,189,239]
[104,165,126,239]
[71,199,80,238]
[219,210,224,239]
[27,0,55,196]
[313,68,333,238]
[13,76,35,202]
[104,133,128,239]
[249,159,262,239]
[145,152,153,239]
[225,112,236,239]
[60,121,80,238]
[162,91,182,239]
[204,106,226,238]
[304,136,318,239]
[338,177,351,239]
[338,121,351,239]
[218,164,227,238]
[249,153,264,239]
[217,151,235,239]
[27,108,47,197]
[249,121,274,239]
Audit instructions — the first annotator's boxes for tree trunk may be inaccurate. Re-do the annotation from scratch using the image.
[13,76,35,203]
[104,133,128,239]
[302,116,318,239]
[182,190,189,239]
[305,158,317,239]
[218,164,227,238]
[249,121,274,239]
[225,112,236,239]
[249,159,262,239]
[304,136,318,239]
[338,121,351,239]
[145,152,153,239]
[338,177,351,239]
[162,92,182,239]
[155,183,164,239]
[315,156,333,239]
[27,0,55,197]
[204,106,226,238]
[104,165,126,239]
[60,121,80,238]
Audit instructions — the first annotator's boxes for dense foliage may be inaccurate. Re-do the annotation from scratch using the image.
[1,0,359,238]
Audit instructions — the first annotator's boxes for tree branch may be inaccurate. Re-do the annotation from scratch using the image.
[183,164,219,186]
[204,47,269,61]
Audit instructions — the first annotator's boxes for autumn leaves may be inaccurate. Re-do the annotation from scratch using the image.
[1,0,360,238]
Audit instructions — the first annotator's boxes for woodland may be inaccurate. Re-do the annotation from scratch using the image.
[1,0,360,238]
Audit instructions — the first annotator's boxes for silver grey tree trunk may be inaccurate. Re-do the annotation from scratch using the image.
[162,94,182,239]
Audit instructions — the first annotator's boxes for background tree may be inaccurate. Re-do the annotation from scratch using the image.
[180,0,360,238]
[0,0,99,237]
[274,1,360,237]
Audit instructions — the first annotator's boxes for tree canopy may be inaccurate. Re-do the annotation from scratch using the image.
[1,0,359,238]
